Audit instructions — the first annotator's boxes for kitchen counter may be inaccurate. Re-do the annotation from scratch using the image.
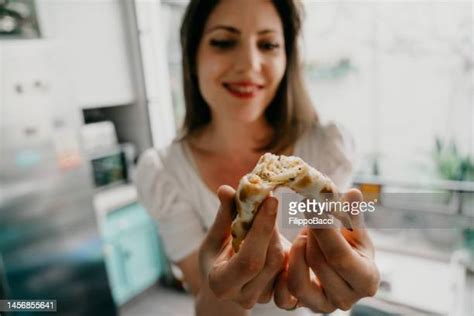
[370,230,473,315]
[93,184,138,220]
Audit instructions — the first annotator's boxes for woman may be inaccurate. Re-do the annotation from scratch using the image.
[137,0,380,315]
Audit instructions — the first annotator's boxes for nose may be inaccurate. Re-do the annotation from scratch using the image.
[233,42,262,74]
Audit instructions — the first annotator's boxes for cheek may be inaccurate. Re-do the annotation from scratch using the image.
[197,56,213,89]
[274,56,287,84]
[197,52,228,99]
[265,56,287,93]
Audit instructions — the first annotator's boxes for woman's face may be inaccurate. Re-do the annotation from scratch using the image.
[196,0,286,124]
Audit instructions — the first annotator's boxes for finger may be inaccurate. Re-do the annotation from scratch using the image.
[274,269,298,310]
[309,189,368,273]
[309,227,380,296]
[340,189,374,253]
[209,197,278,296]
[343,189,366,226]
[287,234,335,313]
[200,186,235,280]
[205,185,235,252]
[239,196,278,255]
[257,279,274,304]
[230,196,278,276]
[306,232,359,311]
[308,225,357,266]
[240,231,285,305]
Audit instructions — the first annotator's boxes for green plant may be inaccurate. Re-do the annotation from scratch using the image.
[433,137,474,181]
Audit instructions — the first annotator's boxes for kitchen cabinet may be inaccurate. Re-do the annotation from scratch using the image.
[101,202,165,305]
[36,0,135,109]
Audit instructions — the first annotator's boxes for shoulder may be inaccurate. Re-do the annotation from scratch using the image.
[136,142,207,262]
[316,121,354,156]
[303,121,351,144]
[137,141,184,175]
[301,121,355,157]
[299,121,356,190]
[135,141,189,217]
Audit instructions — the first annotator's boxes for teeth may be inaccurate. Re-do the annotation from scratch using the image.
[227,85,259,93]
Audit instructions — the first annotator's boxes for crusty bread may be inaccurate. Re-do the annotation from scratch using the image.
[231,153,352,252]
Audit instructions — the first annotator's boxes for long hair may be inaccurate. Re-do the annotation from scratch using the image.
[179,0,317,153]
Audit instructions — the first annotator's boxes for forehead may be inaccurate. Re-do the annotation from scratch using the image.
[204,0,283,34]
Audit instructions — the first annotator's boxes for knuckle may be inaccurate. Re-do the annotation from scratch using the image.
[326,253,351,272]
[274,300,285,309]
[338,301,353,311]
[267,251,285,271]
[238,297,257,310]
[208,273,232,300]
[306,252,324,269]
[330,297,352,311]
[238,256,264,275]
[287,277,304,298]
[208,278,225,299]
[321,305,337,314]
[319,304,336,314]
[209,283,226,299]
[274,294,297,310]
[273,294,286,309]
[367,285,378,297]
[214,291,227,300]
[329,298,345,310]
[360,266,380,297]
[360,282,377,298]
[257,291,272,304]
[364,277,380,297]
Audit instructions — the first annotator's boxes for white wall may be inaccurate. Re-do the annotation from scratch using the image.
[302,1,473,180]
[135,0,176,149]
[35,0,135,109]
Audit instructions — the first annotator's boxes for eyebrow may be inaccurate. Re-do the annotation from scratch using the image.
[205,25,277,35]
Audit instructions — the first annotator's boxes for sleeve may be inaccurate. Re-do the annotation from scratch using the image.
[319,122,357,192]
[136,149,206,262]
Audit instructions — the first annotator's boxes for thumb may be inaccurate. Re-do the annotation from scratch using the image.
[205,185,235,252]
[340,188,374,249]
[341,188,365,228]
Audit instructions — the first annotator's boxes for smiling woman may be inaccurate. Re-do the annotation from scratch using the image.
[137,0,379,315]
[179,0,316,154]
[196,1,286,123]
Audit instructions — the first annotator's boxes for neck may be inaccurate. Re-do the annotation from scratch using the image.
[198,117,273,156]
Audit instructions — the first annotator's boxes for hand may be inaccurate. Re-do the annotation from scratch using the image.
[199,185,287,309]
[274,189,380,312]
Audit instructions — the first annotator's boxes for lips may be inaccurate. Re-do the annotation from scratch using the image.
[223,81,264,99]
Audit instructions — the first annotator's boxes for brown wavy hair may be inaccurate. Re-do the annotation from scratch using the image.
[179,0,317,153]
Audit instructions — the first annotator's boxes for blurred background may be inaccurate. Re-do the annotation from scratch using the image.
[0,0,472,315]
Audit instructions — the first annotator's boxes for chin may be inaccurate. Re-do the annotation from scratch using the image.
[229,107,266,123]
[227,100,269,121]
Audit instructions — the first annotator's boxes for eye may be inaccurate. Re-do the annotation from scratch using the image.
[259,41,280,51]
[209,39,236,49]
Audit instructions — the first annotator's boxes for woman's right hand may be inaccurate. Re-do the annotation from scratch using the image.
[198,185,287,310]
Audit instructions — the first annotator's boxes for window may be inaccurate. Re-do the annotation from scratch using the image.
[158,0,473,181]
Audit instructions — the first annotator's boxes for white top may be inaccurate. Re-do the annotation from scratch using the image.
[136,122,355,315]
[137,121,355,261]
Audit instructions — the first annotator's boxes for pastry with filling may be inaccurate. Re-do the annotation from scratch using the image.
[231,153,352,252]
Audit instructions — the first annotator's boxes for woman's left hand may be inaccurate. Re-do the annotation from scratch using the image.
[274,189,380,313]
